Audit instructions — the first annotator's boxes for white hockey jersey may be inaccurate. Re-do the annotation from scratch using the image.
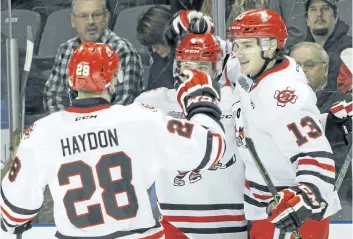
[231,57,341,224]
[0,99,225,239]
[135,87,247,239]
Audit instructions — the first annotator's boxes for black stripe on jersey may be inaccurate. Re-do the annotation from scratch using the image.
[159,203,244,211]
[55,221,161,239]
[290,151,334,164]
[244,194,268,208]
[179,225,247,234]
[194,132,214,171]
[0,187,40,216]
[248,180,287,193]
[296,170,335,186]
[1,216,16,228]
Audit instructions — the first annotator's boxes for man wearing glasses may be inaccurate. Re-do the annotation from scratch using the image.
[44,0,144,113]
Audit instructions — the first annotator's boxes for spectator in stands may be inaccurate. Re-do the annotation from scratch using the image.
[136,5,175,90]
[44,0,144,113]
[305,0,352,92]
[290,42,350,112]
[291,42,352,219]
[267,0,307,50]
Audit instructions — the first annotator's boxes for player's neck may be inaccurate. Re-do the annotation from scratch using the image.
[77,91,111,102]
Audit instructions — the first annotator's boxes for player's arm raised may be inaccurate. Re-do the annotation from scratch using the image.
[1,124,46,234]
[149,70,225,172]
[263,84,338,233]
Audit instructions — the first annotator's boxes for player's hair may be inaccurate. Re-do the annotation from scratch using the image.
[71,0,107,12]
[136,5,173,46]
[290,41,329,65]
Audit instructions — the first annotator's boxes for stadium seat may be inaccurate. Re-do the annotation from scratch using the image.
[113,5,169,65]
[1,10,41,53]
[37,8,76,58]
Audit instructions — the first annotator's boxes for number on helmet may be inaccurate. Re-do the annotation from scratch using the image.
[76,63,90,76]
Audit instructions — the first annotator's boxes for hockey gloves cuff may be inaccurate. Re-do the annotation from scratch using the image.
[327,100,352,143]
[175,69,221,121]
[164,10,215,47]
[267,183,327,233]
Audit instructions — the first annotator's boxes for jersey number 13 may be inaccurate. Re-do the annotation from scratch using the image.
[57,152,138,228]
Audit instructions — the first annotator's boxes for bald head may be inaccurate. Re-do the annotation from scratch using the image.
[290,42,329,92]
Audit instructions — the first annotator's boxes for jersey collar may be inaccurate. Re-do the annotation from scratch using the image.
[66,98,110,113]
[250,57,290,91]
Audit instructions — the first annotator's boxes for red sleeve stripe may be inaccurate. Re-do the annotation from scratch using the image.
[298,159,335,172]
[330,104,345,114]
[1,206,34,223]
[142,230,164,239]
[346,102,352,114]
[209,133,224,168]
[164,214,246,223]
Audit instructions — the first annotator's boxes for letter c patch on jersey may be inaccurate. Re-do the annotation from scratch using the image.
[273,87,298,107]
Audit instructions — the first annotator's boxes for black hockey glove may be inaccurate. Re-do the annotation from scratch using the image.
[267,183,327,233]
[175,69,221,121]
[164,10,214,48]
[326,100,352,144]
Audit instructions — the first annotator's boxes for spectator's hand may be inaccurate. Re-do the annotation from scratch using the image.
[164,10,214,47]
[328,100,352,143]
[267,184,327,233]
[175,69,221,120]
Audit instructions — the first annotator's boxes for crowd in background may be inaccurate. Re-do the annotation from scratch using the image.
[1,0,352,224]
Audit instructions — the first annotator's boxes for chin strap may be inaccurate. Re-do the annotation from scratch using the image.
[251,51,275,82]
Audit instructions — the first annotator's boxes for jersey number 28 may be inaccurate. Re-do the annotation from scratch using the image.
[57,152,138,228]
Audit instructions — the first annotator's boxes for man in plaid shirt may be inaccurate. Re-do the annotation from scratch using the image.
[44,0,144,113]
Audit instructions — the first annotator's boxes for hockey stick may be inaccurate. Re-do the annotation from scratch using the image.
[245,137,302,239]
[335,144,352,191]
[13,25,34,239]
[20,25,34,132]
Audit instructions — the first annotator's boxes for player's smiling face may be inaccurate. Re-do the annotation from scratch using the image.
[233,38,266,77]
[71,0,109,42]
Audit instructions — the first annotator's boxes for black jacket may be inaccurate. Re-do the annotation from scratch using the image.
[146,53,175,91]
[306,20,352,91]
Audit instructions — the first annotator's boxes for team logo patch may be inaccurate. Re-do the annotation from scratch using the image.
[274,87,298,107]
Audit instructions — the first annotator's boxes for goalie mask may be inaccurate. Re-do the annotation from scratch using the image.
[175,33,223,79]
[68,43,119,100]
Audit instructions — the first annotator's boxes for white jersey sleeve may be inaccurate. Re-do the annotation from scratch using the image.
[1,125,46,232]
[139,103,226,172]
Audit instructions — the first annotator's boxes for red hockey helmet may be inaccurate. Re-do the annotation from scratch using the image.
[176,33,223,61]
[176,33,223,78]
[68,43,119,92]
[229,9,288,49]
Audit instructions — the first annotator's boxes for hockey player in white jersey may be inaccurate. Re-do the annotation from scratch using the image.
[227,9,340,239]
[135,33,247,239]
[0,43,226,239]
